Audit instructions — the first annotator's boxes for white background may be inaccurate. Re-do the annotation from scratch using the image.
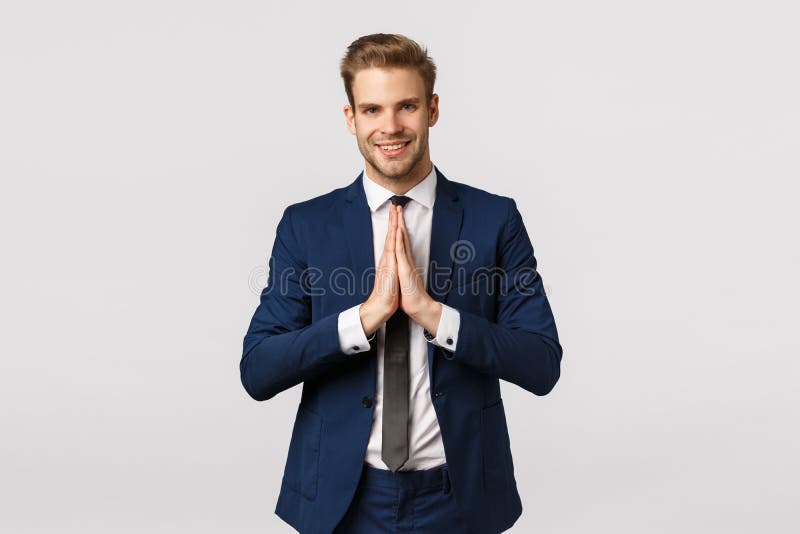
[1,1,798,532]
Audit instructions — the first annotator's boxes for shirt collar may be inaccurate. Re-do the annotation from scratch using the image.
[362,163,437,213]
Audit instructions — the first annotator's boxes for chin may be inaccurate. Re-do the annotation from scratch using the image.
[380,164,415,180]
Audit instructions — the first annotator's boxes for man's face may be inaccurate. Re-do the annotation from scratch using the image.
[344,67,439,183]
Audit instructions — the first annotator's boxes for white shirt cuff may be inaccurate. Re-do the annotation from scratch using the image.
[426,303,460,352]
[338,303,375,355]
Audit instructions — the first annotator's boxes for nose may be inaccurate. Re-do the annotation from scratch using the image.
[381,111,402,136]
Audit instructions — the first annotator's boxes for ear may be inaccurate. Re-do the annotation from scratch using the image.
[428,93,440,127]
[343,105,356,135]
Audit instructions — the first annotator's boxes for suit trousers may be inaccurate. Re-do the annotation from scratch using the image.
[333,462,470,534]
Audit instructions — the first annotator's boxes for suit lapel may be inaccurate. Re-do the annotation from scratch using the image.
[341,168,463,389]
[426,168,463,382]
[342,172,375,304]
[427,167,463,305]
[342,168,464,304]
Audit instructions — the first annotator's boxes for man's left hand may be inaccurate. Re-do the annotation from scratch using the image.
[394,204,442,335]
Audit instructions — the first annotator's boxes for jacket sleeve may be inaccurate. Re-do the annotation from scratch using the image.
[447,198,563,396]
[240,206,351,401]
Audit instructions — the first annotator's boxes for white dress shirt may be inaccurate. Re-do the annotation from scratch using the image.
[337,163,461,471]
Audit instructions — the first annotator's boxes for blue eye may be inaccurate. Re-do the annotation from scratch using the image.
[403,104,416,110]
[365,108,377,114]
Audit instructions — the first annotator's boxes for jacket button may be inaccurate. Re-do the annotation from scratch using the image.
[362,395,372,408]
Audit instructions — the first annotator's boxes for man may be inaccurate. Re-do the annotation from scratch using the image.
[241,33,562,534]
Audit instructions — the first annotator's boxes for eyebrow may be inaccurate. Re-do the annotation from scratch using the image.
[357,97,421,111]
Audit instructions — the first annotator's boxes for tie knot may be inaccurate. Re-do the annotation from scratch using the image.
[390,195,411,207]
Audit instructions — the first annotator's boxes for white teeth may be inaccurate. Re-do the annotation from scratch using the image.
[379,142,406,151]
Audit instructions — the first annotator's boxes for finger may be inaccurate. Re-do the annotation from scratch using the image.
[398,205,408,234]
[384,205,396,253]
[383,210,392,251]
[391,221,400,271]
[398,207,413,259]
[395,216,405,258]
[390,206,398,255]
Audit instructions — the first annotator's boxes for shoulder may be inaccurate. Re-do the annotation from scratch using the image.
[277,182,350,230]
[285,187,346,217]
[444,176,518,221]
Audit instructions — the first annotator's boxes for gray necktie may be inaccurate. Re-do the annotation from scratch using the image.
[382,194,411,472]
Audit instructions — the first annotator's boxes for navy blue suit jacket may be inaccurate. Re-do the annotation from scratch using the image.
[241,167,562,533]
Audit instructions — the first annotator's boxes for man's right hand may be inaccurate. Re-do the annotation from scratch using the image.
[359,204,400,337]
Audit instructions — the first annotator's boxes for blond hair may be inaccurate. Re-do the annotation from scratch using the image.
[340,33,437,109]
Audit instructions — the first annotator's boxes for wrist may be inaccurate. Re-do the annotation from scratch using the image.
[410,297,442,334]
[359,300,393,337]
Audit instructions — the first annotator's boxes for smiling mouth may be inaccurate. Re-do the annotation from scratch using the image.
[376,140,411,156]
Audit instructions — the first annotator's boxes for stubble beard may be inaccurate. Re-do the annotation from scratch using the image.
[359,128,429,183]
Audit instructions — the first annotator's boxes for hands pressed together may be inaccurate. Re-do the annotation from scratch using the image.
[359,204,443,338]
